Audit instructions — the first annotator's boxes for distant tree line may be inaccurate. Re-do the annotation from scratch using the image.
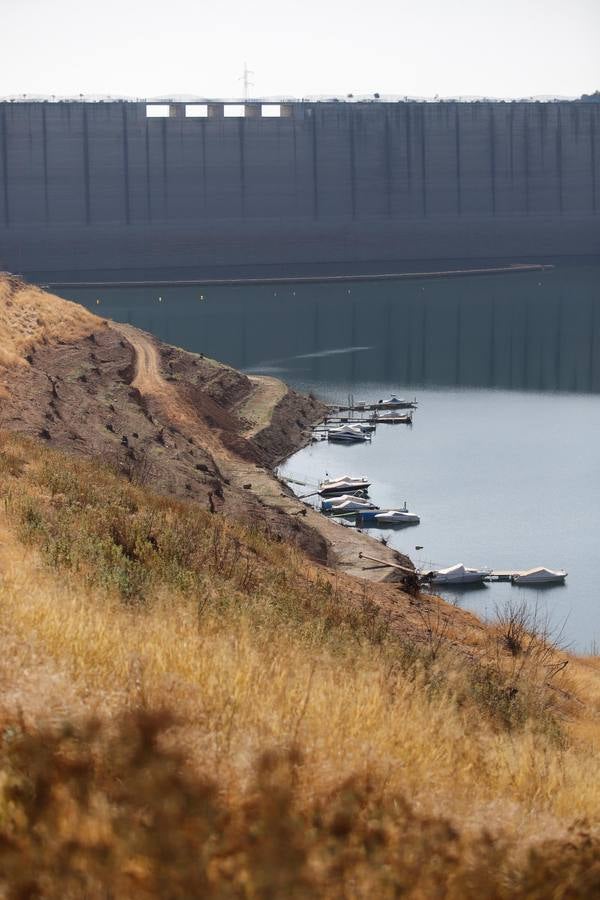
[580,90,600,102]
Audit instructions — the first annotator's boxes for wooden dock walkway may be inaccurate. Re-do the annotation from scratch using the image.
[487,571,529,581]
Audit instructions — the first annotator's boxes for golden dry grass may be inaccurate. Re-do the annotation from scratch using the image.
[0,274,100,367]
[1,429,600,866]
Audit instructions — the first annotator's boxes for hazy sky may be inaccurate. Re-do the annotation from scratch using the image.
[2,0,599,100]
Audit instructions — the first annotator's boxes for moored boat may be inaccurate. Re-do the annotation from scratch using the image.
[319,475,371,496]
[376,395,417,410]
[429,564,491,585]
[356,502,420,527]
[325,498,380,515]
[321,494,378,512]
[511,567,567,585]
[327,424,370,443]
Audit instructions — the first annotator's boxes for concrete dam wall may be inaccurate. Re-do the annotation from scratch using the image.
[0,100,599,276]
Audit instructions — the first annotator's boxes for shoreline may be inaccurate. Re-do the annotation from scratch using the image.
[247,377,416,579]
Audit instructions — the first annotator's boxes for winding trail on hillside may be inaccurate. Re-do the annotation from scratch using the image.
[237,376,288,438]
[111,322,412,581]
[118,322,163,395]
[112,322,225,457]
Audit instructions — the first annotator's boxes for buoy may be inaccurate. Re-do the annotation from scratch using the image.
[158,296,162,303]
[96,299,101,305]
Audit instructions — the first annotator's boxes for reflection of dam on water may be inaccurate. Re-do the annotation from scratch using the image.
[61,264,600,393]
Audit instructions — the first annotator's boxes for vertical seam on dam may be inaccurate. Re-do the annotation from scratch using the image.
[489,107,496,215]
[420,105,427,216]
[509,104,514,182]
[161,119,168,218]
[405,106,412,208]
[145,120,152,222]
[122,106,131,225]
[591,109,597,214]
[384,111,392,217]
[238,118,246,219]
[292,120,298,208]
[556,106,564,215]
[311,111,319,220]
[524,112,530,215]
[1,105,9,227]
[42,105,49,223]
[82,105,91,224]
[200,120,207,210]
[455,105,462,215]
[349,112,357,218]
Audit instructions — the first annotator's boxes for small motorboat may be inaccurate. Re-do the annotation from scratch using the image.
[370,411,413,425]
[321,494,378,512]
[356,502,420,527]
[326,499,381,516]
[327,424,370,443]
[377,395,417,410]
[319,475,371,495]
[429,564,491,585]
[511,567,567,585]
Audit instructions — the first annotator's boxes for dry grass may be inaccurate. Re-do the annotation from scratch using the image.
[2,431,600,894]
[2,712,599,899]
[0,274,100,367]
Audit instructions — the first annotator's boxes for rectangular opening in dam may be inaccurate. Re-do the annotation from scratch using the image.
[223,104,245,117]
[146,104,170,117]
[185,104,208,117]
[261,104,281,117]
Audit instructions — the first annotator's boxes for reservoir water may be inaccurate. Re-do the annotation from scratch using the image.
[58,263,600,651]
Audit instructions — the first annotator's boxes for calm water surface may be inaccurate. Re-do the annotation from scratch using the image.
[60,264,600,650]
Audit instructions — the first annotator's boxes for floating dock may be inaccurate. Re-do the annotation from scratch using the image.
[335,402,417,413]
[487,571,523,582]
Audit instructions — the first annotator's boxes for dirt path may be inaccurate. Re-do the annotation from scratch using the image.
[112,322,225,458]
[118,322,163,394]
[112,323,411,581]
[237,376,288,438]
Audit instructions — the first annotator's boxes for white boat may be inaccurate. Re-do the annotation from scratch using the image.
[319,475,371,495]
[376,395,417,410]
[372,509,420,525]
[322,494,378,512]
[327,424,370,443]
[326,498,380,515]
[430,563,491,585]
[357,503,420,526]
[511,567,567,585]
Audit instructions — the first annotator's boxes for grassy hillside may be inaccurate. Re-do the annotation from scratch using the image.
[0,274,99,370]
[2,432,600,896]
